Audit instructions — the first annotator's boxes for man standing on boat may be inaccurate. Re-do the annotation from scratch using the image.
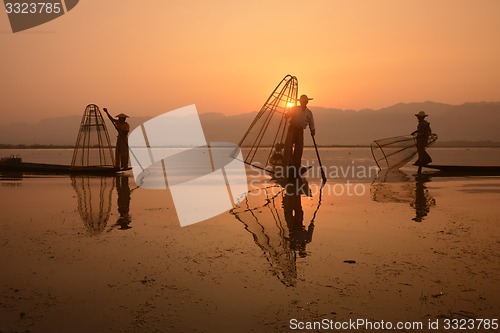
[104,108,130,170]
[411,111,432,167]
[283,94,316,175]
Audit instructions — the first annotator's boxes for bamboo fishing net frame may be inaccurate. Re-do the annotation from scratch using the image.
[71,104,115,169]
[371,133,438,169]
[237,75,298,173]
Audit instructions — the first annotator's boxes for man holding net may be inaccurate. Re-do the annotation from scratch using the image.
[104,108,130,170]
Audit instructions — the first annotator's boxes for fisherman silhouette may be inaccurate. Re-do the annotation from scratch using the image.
[104,108,130,170]
[283,94,315,177]
[411,111,433,172]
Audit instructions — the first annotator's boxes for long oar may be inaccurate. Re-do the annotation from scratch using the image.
[311,134,327,184]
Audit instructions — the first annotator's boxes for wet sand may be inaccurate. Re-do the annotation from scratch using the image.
[1,150,499,332]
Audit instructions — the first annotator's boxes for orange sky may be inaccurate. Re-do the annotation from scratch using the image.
[1,0,499,123]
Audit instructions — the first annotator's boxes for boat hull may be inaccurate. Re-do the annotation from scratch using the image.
[424,164,500,175]
[0,161,129,175]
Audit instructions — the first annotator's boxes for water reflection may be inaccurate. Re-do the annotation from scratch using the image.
[0,170,23,186]
[371,170,413,204]
[71,176,114,235]
[411,174,435,222]
[371,170,436,222]
[283,184,314,258]
[110,175,132,230]
[231,180,323,286]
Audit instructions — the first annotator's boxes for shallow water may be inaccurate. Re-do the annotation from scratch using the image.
[0,148,499,332]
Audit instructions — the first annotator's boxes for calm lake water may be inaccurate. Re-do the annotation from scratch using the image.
[3,146,500,164]
[1,147,499,332]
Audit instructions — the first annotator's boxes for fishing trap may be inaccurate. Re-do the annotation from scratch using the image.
[71,104,115,169]
[371,133,438,169]
[237,74,298,173]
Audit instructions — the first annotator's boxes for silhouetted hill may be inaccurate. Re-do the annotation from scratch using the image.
[306,101,500,145]
[1,102,499,146]
[202,101,500,146]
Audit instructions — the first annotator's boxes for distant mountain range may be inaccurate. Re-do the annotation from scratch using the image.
[1,101,499,146]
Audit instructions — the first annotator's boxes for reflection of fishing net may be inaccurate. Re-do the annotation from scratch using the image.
[371,134,437,169]
[231,186,297,286]
[237,75,298,173]
[71,176,114,235]
[71,104,115,169]
[370,171,436,222]
[230,183,322,287]
[370,170,414,204]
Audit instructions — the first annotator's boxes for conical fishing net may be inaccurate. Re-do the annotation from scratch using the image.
[371,134,438,169]
[237,75,298,173]
[71,104,115,168]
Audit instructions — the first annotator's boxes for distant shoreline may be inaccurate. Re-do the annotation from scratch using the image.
[1,142,500,149]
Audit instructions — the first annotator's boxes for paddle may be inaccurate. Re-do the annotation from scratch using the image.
[311,134,327,184]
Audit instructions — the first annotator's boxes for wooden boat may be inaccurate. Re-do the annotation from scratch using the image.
[0,156,129,175]
[423,164,500,175]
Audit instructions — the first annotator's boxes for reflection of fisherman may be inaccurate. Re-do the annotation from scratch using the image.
[411,174,435,222]
[104,108,130,169]
[284,94,316,170]
[282,187,314,257]
[114,175,132,230]
[411,111,432,167]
